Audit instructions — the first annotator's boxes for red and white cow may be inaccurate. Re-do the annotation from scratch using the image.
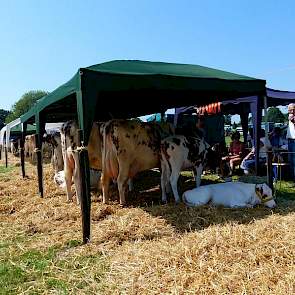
[101,119,174,205]
[160,135,209,203]
[60,121,104,205]
[24,135,36,162]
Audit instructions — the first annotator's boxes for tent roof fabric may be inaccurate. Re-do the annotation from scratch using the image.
[86,60,260,80]
[20,60,266,126]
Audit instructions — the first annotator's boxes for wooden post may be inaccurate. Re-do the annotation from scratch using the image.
[77,129,91,244]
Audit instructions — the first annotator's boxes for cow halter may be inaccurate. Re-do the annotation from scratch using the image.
[255,184,274,203]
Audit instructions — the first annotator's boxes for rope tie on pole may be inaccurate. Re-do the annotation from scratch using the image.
[75,143,88,153]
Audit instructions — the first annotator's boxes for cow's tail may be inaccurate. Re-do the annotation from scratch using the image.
[101,120,118,180]
[101,121,108,177]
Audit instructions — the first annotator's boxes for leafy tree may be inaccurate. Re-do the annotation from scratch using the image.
[0,109,10,129]
[265,107,286,123]
[224,114,232,125]
[5,90,48,123]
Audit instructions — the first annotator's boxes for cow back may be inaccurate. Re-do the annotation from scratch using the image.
[102,119,174,179]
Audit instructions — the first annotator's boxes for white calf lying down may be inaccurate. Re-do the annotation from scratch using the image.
[54,169,101,191]
[182,182,276,208]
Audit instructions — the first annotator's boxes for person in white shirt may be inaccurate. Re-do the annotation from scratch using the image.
[287,103,295,179]
[241,129,272,175]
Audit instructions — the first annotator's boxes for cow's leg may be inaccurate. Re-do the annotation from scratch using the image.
[64,164,73,202]
[101,172,111,204]
[194,164,203,187]
[128,178,133,192]
[117,167,129,206]
[64,153,75,202]
[73,165,82,205]
[161,160,170,203]
[170,168,181,203]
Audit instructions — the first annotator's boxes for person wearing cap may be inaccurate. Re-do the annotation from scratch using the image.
[287,103,295,180]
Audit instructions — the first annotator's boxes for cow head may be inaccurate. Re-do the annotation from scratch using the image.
[255,183,276,208]
[44,131,64,173]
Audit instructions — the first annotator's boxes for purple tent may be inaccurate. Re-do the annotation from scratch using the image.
[174,87,295,143]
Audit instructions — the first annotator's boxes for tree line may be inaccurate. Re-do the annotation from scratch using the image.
[1,90,47,129]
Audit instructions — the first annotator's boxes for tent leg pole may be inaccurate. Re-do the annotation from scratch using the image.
[78,129,91,244]
[0,145,2,160]
[35,134,43,197]
[20,139,25,178]
[21,123,27,178]
[255,96,262,175]
[5,146,8,168]
[35,114,45,198]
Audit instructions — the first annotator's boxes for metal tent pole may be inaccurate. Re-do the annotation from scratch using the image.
[254,95,262,175]
[76,82,91,244]
[35,113,45,198]
[5,145,8,168]
[264,96,273,190]
[77,128,91,243]
[20,122,27,178]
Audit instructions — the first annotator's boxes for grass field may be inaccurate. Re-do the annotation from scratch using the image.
[1,155,295,294]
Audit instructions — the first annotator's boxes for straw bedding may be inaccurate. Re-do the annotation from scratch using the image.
[1,155,295,294]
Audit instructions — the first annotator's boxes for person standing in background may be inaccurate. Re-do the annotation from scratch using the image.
[287,103,295,181]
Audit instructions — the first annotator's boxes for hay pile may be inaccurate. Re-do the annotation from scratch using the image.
[1,154,295,294]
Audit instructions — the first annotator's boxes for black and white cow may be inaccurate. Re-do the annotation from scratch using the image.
[160,135,209,203]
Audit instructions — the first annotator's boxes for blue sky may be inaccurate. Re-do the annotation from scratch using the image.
[0,0,294,113]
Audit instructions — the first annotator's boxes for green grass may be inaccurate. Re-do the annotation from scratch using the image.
[0,165,14,174]
[274,180,295,200]
[0,235,108,294]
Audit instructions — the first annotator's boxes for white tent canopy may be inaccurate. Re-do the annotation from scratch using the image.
[0,121,64,147]
[0,118,21,147]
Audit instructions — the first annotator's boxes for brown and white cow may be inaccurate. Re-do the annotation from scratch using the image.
[101,119,174,205]
[160,135,209,203]
[10,139,19,156]
[24,135,36,162]
[60,121,104,205]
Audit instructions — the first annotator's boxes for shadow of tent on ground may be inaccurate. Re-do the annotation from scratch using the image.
[123,170,295,233]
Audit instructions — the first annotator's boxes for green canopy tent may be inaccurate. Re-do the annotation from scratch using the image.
[10,124,36,133]
[20,60,266,243]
